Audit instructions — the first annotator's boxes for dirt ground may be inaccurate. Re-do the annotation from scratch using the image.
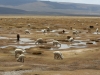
[0,15,100,75]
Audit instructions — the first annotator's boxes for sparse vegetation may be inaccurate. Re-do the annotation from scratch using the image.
[0,16,100,75]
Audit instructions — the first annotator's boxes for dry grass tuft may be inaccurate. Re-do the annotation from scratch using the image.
[0,65,31,71]
[26,47,44,55]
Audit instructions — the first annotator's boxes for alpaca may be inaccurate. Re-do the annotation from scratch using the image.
[17,54,25,63]
[25,30,30,34]
[15,48,25,58]
[53,51,63,60]
[53,40,61,47]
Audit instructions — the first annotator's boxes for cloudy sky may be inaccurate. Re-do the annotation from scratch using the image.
[41,0,100,5]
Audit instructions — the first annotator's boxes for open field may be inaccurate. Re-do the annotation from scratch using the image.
[0,15,100,75]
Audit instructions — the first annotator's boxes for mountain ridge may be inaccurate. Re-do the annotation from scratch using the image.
[0,0,100,16]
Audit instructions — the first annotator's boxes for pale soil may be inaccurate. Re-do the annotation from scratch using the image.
[0,16,100,75]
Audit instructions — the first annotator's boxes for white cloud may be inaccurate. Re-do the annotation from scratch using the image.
[41,0,100,5]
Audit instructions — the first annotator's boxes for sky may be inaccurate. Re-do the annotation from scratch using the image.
[41,0,100,5]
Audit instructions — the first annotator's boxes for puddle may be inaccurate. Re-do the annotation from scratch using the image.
[0,36,9,39]
[49,39,97,50]
[36,30,57,33]
[70,40,97,48]
[50,44,70,50]
[0,36,18,40]
[36,29,69,34]
[16,45,36,49]
[0,36,19,40]
[70,45,87,48]
[51,30,69,34]
[50,42,86,50]
[36,29,46,32]
[0,45,36,49]
[0,37,36,49]
[59,44,70,49]
[65,32,69,34]
[0,37,97,50]
[73,40,96,44]
[50,30,56,32]
[18,38,34,44]
[0,37,29,43]
[50,30,69,33]
[93,32,100,34]
[20,38,34,42]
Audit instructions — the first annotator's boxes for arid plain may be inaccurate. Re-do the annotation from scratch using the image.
[0,15,100,75]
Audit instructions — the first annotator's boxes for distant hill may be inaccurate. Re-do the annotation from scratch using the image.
[0,7,27,14]
[0,0,100,16]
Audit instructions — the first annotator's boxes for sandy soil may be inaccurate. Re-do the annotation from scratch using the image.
[0,15,100,75]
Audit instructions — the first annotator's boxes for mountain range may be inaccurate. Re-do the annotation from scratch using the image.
[0,0,100,16]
